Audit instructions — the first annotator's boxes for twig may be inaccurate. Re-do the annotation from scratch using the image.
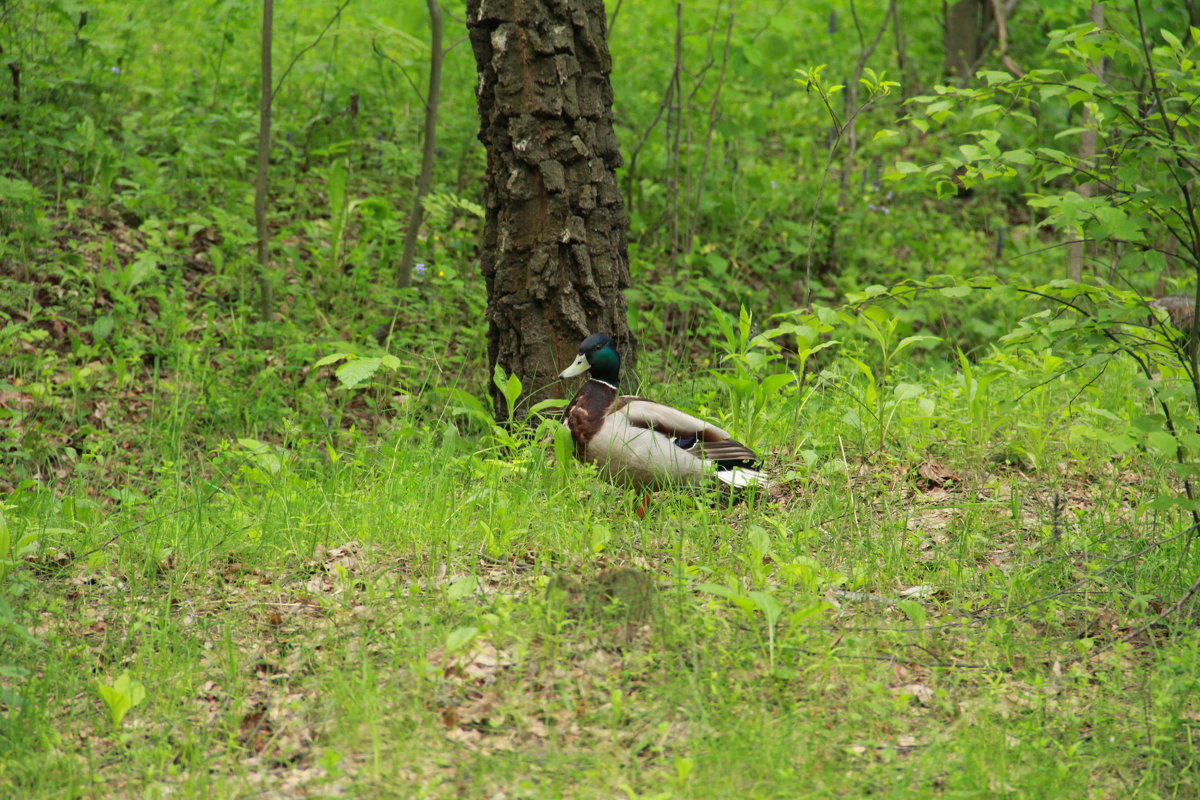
[686,13,733,255]
[840,0,894,191]
[74,488,223,561]
[802,94,874,303]
[988,0,1023,76]
[829,527,1195,636]
[1134,0,1200,406]
[837,435,863,540]
[779,641,1004,671]
[271,0,352,102]
[372,38,426,105]
[623,72,674,212]
[607,0,623,33]
[1092,568,1200,659]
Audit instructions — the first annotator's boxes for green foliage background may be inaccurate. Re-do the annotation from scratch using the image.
[1,1,1200,796]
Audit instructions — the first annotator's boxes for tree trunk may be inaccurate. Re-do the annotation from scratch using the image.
[943,0,984,79]
[255,0,275,328]
[1067,2,1104,282]
[466,0,634,417]
[397,0,443,289]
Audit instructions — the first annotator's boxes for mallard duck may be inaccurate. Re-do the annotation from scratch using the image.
[558,333,769,492]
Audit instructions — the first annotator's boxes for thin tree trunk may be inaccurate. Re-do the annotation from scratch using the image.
[988,0,1023,76]
[892,0,914,97]
[255,0,275,326]
[686,14,733,256]
[668,2,683,270]
[398,0,443,288]
[943,0,984,80]
[1068,2,1104,282]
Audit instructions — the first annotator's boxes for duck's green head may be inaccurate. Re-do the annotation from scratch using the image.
[559,333,621,385]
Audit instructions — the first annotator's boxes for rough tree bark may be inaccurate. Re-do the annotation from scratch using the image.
[466,0,634,416]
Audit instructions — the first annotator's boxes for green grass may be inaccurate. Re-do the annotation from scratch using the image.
[3,354,1198,799]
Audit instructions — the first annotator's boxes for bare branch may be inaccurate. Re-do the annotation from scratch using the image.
[271,0,352,102]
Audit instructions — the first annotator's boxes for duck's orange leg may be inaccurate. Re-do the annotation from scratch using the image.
[636,493,651,519]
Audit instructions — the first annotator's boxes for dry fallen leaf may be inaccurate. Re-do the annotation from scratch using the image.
[916,459,957,490]
[891,683,935,704]
[239,705,274,755]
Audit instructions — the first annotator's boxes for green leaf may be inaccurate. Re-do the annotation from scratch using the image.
[0,512,9,576]
[493,364,522,417]
[507,373,522,405]
[791,602,833,624]
[757,372,796,399]
[748,590,783,626]
[697,582,755,613]
[552,423,574,468]
[445,388,491,424]
[97,671,146,728]
[1101,431,1138,455]
[970,103,1004,117]
[447,576,478,601]
[1000,149,1034,166]
[705,252,729,276]
[237,438,265,453]
[528,397,568,417]
[1092,204,1146,243]
[336,357,382,389]
[125,253,159,291]
[939,285,972,298]
[237,439,281,476]
[589,523,612,554]
[896,599,927,627]
[445,626,479,653]
[314,352,353,369]
[813,304,840,326]
[748,525,771,556]
[979,70,1012,85]
[1146,431,1178,458]
[91,315,115,341]
[958,143,984,161]
[1130,414,1166,433]
[846,355,876,386]
[893,335,941,358]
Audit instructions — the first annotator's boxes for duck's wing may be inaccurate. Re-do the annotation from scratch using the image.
[617,397,731,440]
[584,398,767,489]
[617,397,760,469]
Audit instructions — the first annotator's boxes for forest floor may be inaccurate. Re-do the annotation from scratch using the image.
[5,372,1198,797]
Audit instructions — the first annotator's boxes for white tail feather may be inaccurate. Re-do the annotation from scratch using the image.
[715,468,769,489]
